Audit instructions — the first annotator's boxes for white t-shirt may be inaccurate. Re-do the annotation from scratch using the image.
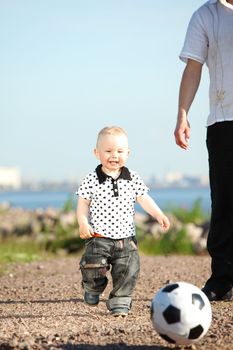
[77,165,149,239]
[180,0,233,126]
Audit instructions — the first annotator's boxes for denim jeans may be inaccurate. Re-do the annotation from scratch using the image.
[79,236,140,311]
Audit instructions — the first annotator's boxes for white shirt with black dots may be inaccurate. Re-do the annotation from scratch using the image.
[76,165,149,239]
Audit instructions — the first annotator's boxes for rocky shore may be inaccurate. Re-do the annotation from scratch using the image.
[0,203,209,254]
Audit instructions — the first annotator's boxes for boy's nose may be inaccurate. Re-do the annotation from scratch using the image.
[111,151,118,158]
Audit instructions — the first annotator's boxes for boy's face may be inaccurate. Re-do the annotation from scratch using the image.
[94,133,130,173]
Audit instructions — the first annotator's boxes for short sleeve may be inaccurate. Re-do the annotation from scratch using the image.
[76,173,94,201]
[179,10,208,64]
[131,171,149,197]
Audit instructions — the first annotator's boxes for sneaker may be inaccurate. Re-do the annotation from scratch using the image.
[84,292,100,306]
[201,286,232,301]
[111,308,129,317]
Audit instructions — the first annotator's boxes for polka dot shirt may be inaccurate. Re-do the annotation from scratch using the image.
[77,164,149,239]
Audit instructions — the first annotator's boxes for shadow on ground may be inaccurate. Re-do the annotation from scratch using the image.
[53,343,173,350]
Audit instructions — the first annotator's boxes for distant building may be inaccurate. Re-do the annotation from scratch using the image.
[165,172,184,187]
[199,175,209,187]
[163,172,209,188]
[0,167,21,190]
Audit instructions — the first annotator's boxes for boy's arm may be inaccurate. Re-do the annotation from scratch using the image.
[137,194,170,230]
[76,197,94,239]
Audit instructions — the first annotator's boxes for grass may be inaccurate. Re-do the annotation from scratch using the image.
[138,228,194,256]
[167,198,209,224]
[136,199,209,255]
[0,237,49,267]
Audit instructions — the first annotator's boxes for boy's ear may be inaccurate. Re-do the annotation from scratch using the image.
[128,148,131,156]
[94,148,99,159]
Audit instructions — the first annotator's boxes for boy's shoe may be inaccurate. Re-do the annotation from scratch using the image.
[84,292,100,306]
[111,308,129,317]
[201,286,232,301]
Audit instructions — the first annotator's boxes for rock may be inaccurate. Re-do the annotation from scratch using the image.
[193,237,207,254]
[185,223,203,243]
[0,202,10,211]
[59,212,76,229]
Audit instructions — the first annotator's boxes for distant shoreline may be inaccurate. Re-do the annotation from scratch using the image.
[0,187,211,212]
[0,185,210,194]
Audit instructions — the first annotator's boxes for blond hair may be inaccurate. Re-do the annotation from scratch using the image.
[96,126,128,147]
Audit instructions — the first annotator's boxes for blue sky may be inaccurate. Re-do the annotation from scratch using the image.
[1,0,209,182]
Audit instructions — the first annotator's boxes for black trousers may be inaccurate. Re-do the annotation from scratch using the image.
[206,121,233,291]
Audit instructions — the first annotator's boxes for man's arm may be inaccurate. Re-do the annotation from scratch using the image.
[174,59,203,150]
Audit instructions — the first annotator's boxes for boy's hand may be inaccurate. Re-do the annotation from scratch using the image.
[79,224,94,239]
[158,215,170,231]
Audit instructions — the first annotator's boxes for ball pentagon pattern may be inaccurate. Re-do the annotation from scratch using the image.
[151,282,212,345]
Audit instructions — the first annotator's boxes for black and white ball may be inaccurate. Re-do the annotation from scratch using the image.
[151,282,212,345]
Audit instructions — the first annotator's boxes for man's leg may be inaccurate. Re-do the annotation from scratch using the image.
[204,122,233,300]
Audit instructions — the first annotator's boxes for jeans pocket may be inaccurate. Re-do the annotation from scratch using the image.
[84,237,95,246]
[80,255,109,280]
[129,237,138,251]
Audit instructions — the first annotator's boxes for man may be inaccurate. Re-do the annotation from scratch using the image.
[174,0,233,301]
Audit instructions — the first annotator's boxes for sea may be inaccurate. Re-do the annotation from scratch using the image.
[0,187,211,214]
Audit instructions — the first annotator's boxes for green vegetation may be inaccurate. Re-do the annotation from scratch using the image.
[137,199,208,255]
[137,228,194,255]
[167,198,209,224]
[0,199,209,269]
[42,218,84,254]
[0,237,49,273]
[63,197,75,212]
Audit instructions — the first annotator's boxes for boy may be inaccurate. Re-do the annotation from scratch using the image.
[76,126,170,316]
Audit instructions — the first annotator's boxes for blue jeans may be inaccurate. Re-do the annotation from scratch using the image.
[79,236,140,311]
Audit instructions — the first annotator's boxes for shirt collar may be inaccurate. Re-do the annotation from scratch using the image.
[95,164,132,184]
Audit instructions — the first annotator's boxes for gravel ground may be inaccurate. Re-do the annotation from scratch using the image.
[0,254,232,350]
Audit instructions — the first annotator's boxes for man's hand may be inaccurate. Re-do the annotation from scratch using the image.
[174,117,190,150]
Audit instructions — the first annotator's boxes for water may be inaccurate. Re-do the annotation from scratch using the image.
[146,187,211,212]
[0,187,211,213]
[0,191,74,210]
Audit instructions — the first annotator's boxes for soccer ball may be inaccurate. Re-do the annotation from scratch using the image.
[151,282,212,345]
